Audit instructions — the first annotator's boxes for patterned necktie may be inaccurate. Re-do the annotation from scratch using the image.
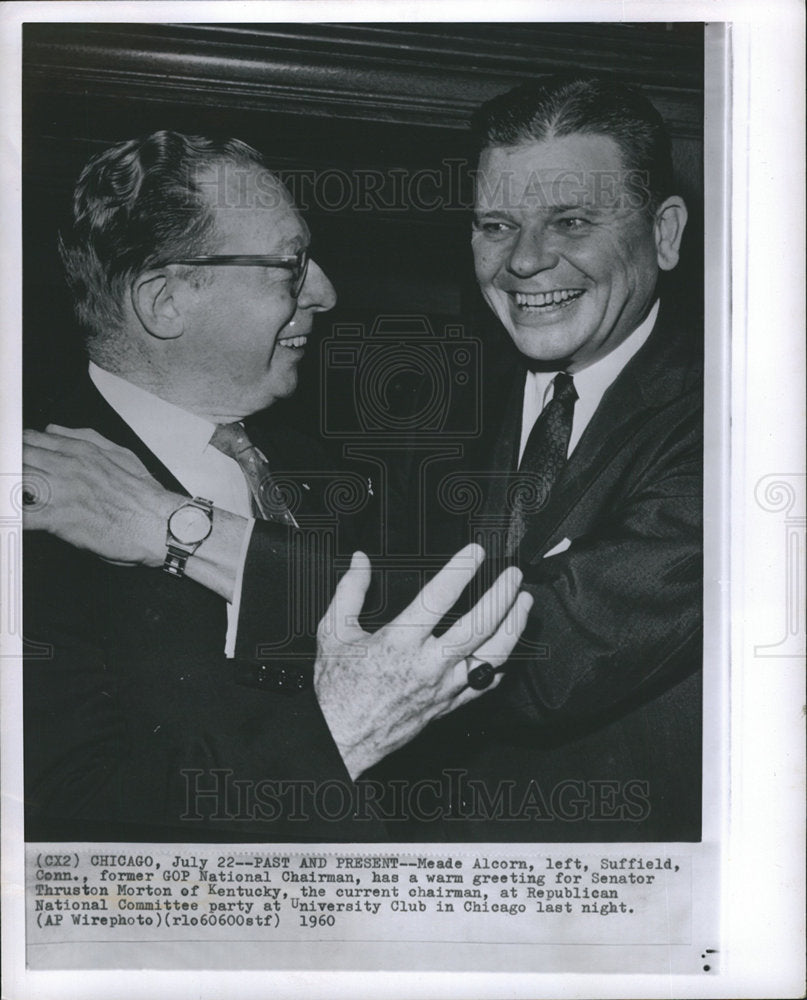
[209,422,297,525]
[505,372,577,555]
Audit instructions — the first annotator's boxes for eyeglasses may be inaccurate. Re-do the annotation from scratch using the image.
[170,248,310,298]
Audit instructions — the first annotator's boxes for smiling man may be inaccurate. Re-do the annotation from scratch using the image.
[472,131,685,369]
[22,131,531,842]
[25,77,703,842]
[377,75,703,841]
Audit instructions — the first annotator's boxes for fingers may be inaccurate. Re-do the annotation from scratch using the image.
[393,543,485,633]
[446,670,506,713]
[24,427,86,453]
[21,462,54,520]
[22,436,69,478]
[448,588,534,692]
[46,425,149,473]
[445,664,508,708]
[45,424,127,453]
[317,551,371,645]
[472,589,534,667]
[24,426,149,476]
[439,564,523,659]
[26,425,129,460]
[23,428,62,453]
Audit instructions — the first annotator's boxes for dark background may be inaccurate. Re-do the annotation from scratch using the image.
[23,22,704,430]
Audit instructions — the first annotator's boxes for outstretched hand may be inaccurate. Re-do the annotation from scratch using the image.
[314,543,533,778]
[23,424,177,565]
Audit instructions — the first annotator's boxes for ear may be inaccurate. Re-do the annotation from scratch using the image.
[131,270,184,340]
[653,196,688,272]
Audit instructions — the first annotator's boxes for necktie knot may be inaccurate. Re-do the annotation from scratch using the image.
[551,371,577,404]
[209,422,296,525]
[209,422,253,461]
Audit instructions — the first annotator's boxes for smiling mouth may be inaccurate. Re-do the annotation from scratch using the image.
[513,289,584,310]
[277,334,308,350]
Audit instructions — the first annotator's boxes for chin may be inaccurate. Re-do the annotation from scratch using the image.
[509,327,584,363]
[262,375,298,407]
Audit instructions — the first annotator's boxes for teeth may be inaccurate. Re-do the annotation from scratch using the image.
[278,335,307,348]
[514,289,583,307]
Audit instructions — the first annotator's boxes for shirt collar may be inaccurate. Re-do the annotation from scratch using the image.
[526,300,660,405]
[88,362,217,469]
[519,300,660,462]
[568,299,659,402]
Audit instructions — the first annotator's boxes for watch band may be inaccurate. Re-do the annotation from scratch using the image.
[163,545,195,578]
[163,497,214,578]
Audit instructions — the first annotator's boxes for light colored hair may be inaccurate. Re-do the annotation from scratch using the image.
[59,130,268,362]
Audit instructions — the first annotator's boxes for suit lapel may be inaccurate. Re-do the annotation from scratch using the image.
[517,369,651,558]
[242,411,338,521]
[54,375,326,516]
[477,303,699,562]
[450,348,523,581]
[477,367,523,522]
[50,372,190,496]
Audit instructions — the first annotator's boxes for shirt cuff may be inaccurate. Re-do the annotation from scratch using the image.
[225,517,257,658]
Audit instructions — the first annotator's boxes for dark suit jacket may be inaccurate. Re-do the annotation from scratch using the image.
[24,373,385,842]
[364,301,703,842]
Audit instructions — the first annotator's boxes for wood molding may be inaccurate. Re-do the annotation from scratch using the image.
[24,23,703,138]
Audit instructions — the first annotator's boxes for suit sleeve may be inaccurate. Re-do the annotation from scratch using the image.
[236,452,387,651]
[23,532,384,842]
[235,519,332,663]
[499,396,703,734]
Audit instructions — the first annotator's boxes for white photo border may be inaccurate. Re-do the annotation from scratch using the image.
[1,2,804,998]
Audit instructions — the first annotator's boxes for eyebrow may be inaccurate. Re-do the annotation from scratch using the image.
[274,235,309,254]
[549,203,605,215]
[273,218,311,253]
[473,208,516,221]
[474,203,608,219]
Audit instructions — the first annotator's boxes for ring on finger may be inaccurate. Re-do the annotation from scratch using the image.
[465,655,497,690]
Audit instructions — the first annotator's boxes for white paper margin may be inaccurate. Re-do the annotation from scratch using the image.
[2,2,804,998]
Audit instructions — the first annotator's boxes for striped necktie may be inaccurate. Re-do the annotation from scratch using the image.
[209,422,297,525]
[505,372,577,555]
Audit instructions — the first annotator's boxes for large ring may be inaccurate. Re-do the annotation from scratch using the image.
[466,656,496,690]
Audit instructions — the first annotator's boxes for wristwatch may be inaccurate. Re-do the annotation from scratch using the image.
[163,497,214,577]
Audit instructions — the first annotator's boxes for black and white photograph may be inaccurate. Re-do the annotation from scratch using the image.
[1,2,804,998]
[20,18,706,846]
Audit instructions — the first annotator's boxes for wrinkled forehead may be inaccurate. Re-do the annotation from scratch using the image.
[475,134,636,214]
[193,162,295,214]
[198,163,309,251]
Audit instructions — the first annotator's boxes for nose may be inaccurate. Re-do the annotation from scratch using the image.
[507,225,559,278]
[298,259,337,312]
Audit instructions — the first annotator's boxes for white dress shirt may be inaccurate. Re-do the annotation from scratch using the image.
[518,300,660,464]
[89,362,255,657]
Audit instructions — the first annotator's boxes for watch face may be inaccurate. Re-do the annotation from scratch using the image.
[169,505,212,545]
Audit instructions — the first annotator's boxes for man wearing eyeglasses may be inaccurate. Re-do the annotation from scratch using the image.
[22,131,530,842]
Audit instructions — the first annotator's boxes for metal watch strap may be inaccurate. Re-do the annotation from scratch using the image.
[163,545,194,577]
[163,497,214,578]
